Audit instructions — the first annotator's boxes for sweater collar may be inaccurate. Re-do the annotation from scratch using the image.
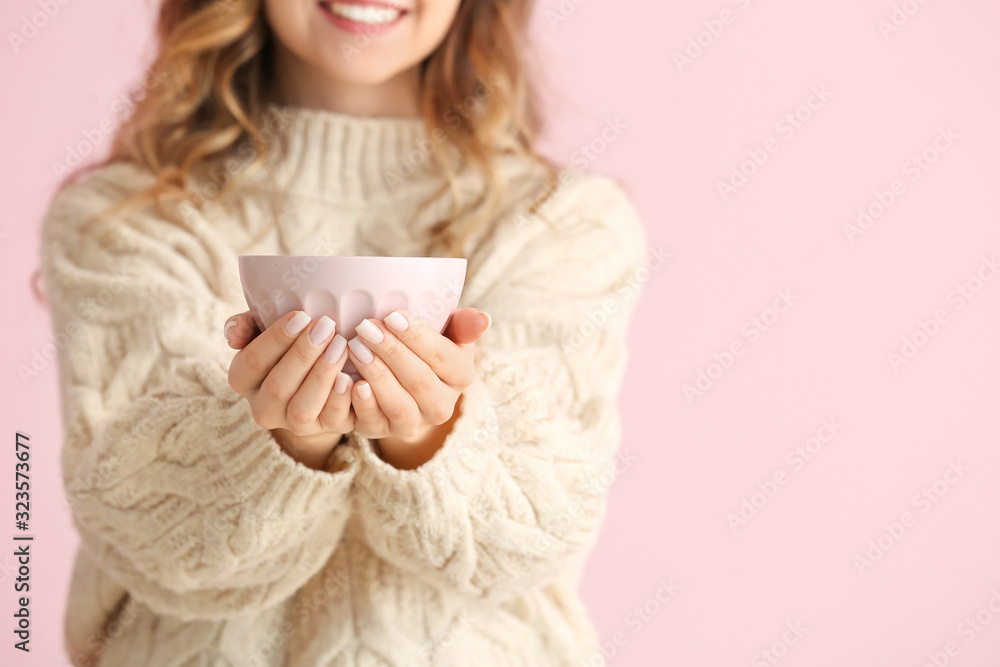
[259,103,450,205]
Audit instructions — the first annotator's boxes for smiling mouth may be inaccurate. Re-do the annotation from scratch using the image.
[318,1,407,26]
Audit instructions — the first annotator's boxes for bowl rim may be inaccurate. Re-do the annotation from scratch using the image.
[238,255,467,262]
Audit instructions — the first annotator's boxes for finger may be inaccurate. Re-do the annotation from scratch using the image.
[347,333,423,437]
[351,380,390,438]
[258,315,337,428]
[381,309,475,388]
[443,308,491,345]
[318,369,355,432]
[286,331,349,432]
[353,318,455,424]
[224,311,260,349]
[229,310,313,395]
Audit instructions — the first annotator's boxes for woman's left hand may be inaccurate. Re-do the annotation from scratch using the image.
[347,308,490,443]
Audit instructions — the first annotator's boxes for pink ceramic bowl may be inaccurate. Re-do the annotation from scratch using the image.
[238,255,468,381]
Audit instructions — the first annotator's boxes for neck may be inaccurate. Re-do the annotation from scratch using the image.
[255,102,438,206]
[271,44,422,118]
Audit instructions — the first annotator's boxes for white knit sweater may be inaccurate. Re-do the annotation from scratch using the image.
[39,104,648,667]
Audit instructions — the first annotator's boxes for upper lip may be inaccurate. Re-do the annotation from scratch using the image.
[320,0,411,11]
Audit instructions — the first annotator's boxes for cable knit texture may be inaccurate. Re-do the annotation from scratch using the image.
[39,104,649,667]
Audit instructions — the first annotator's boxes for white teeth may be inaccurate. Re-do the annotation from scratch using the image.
[327,2,402,24]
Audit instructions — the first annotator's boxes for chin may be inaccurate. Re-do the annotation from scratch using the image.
[264,0,459,108]
[319,58,413,87]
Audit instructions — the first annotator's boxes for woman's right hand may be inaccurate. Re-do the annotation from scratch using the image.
[227,310,355,471]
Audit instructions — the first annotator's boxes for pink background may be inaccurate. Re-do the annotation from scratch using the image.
[2,0,999,664]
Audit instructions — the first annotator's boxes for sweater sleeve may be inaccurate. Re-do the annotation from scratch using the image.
[39,167,359,623]
[348,171,650,600]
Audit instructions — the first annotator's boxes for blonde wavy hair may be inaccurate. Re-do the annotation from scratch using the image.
[69,0,559,259]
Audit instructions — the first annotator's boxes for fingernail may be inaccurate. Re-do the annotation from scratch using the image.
[224,319,237,343]
[356,318,384,344]
[324,334,347,364]
[385,311,408,332]
[285,311,311,336]
[480,311,492,331]
[348,337,374,365]
[356,381,372,400]
[334,372,351,395]
[309,315,336,346]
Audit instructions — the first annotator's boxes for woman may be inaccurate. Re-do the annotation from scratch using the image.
[39,0,649,664]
